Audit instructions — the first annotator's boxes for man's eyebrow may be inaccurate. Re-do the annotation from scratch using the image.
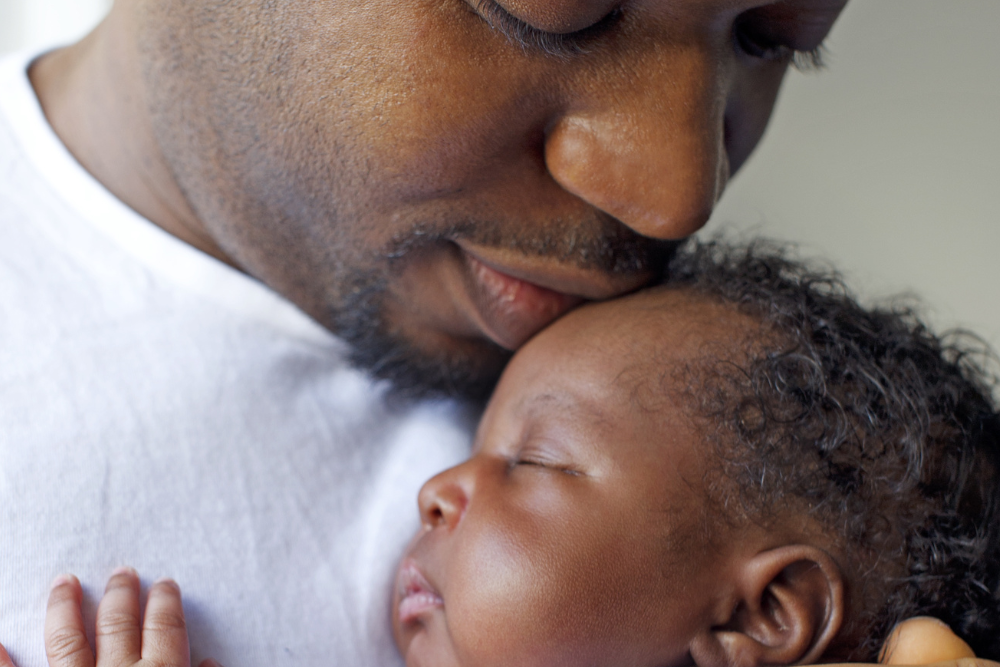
[471,0,622,58]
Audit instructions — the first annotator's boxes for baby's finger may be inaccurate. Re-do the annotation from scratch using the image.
[94,568,142,667]
[0,642,17,667]
[44,574,94,667]
[880,617,976,664]
[140,579,190,667]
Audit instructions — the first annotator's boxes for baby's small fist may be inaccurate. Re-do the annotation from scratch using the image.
[880,617,976,665]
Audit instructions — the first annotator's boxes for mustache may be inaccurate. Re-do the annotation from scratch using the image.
[383,211,679,276]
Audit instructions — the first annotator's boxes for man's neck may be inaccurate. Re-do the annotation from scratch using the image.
[28,3,236,268]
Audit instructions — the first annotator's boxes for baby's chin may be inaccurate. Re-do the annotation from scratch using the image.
[392,556,457,667]
[395,616,463,667]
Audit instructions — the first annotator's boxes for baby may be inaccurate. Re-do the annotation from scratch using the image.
[4,241,999,667]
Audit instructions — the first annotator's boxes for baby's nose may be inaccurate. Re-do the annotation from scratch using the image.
[418,464,470,531]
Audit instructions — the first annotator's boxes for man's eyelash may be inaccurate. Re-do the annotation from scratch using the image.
[762,44,826,73]
[750,43,827,72]
[792,46,827,72]
[471,0,620,58]
[734,19,828,73]
[473,2,825,72]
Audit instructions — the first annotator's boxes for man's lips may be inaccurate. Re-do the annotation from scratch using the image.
[462,254,581,350]
[457,242,653,350]
[397,559,443,624]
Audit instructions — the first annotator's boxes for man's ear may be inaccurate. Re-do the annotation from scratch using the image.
[689,545,845,667]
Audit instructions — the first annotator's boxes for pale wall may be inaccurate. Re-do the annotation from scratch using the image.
[708,0,1000,348]
[2,1,998,346]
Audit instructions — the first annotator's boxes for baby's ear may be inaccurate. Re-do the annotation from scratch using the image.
[690,545,845,667]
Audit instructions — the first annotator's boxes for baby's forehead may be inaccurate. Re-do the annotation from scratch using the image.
[525,287,769,424]
[507,286,769,426]
[578,286,764,363]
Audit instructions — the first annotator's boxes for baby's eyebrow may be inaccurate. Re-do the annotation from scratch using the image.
[519,391,611,426]
[519,392,572,412]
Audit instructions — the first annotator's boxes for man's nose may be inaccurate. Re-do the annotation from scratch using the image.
[544,43,730,240]
[417,464,471,531]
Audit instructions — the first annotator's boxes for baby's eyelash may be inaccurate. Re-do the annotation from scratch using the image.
[507,452,548,469]
[471,0,621,58]
[510,455,582,476]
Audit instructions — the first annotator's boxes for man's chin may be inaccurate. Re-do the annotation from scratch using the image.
[347,327,510,403]
[326,262,509,401]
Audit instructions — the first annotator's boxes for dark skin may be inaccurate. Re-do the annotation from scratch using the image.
[0,294,987,667]
[17,0,984,661]
[388,290,987,667]
[391,291,848,667]
[0,572,980,667]
[29,0,848,395]
[0,291,987,666]
[388,290,993,666]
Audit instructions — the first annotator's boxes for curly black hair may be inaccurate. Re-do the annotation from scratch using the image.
[662,239,1000,660]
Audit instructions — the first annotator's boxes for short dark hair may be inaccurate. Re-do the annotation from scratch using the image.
[663,239,1000,660]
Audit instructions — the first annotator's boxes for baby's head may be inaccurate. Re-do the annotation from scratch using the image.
[392,241,1000,667]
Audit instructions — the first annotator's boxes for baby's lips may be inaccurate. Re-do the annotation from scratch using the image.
[396,559,443,623]
[398,590,444,624]
[397,558,440,597]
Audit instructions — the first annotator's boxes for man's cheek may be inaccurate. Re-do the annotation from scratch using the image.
[724,61,789,173]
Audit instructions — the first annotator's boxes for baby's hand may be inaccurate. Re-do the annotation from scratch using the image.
[818,617,989,667]
[0,568,218,667]
[879,617,976,665]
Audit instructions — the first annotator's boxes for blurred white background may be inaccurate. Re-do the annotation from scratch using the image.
[0,0,111,55]
[1,0,998,347]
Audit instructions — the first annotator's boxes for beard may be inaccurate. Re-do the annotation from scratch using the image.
[327,216,677,403]
[331,264,512,404]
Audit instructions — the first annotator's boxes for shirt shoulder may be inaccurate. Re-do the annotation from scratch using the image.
[0,49,336,348]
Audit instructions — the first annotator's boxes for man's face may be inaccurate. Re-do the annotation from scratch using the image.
[137,0,847,397]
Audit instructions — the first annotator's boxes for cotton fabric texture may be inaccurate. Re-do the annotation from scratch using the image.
[0,49,470,667]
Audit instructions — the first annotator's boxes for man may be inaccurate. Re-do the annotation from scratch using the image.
[0,1,949,666]
[24,0,856,396]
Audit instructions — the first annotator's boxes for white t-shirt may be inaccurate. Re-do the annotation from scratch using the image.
[0,49,471,667]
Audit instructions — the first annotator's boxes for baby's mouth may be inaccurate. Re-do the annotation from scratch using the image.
[397,559,444,624]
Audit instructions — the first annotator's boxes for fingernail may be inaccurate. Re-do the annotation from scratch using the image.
[111,566,137,577]
[50,573,74,590]
[153,577,179,591]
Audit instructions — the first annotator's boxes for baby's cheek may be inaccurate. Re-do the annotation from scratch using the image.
[446,521,610,665]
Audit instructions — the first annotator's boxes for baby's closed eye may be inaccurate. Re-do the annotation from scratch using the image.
[508,446,582,476]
